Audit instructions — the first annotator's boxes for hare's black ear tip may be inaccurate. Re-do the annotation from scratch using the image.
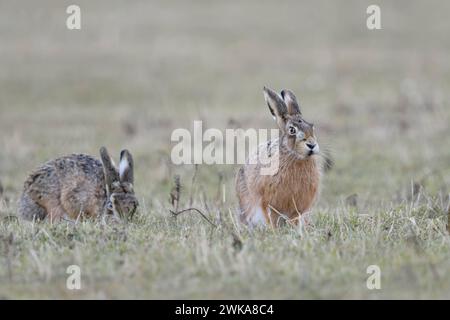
[120,149,131,159]
[280,90,286,99]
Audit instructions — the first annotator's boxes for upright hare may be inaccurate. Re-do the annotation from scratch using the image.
[236,87,322,227]
[19,147,138,222]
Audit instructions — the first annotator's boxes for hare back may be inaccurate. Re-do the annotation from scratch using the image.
[23,154,107,219]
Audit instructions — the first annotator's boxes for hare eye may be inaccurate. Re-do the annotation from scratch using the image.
[288,126,297,135]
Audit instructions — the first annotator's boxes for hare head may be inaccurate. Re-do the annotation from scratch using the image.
[264,86,319,160]
[100,147,139,220]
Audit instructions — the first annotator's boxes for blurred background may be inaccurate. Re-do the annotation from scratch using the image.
[0,0,449,211]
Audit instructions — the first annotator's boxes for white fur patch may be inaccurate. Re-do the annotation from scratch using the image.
[248,206,267,227]
[313,144,320,154]
[119,157,129,178]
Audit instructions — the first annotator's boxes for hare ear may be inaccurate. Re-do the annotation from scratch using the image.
[280,89,301,115]
[100,147,119,193]
[119,149,134,184]
[263,86,288,129]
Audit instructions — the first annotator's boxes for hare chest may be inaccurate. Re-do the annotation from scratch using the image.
[255,158,320,226]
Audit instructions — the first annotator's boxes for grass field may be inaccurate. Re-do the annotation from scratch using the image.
[0,0,449,299]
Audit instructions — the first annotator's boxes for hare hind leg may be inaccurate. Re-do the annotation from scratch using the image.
[21,191,68,222]
[18,192,47,221]
[43,198,69,223]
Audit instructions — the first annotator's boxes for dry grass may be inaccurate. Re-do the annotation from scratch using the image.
[0,0,449,299]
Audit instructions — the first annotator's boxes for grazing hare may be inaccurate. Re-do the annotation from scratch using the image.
[236,87,322,227]
[18,147,138,222]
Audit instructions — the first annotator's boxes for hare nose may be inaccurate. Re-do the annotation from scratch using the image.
[306,143,316,150]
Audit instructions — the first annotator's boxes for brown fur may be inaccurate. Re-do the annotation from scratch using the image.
[236,87,322,227]
[19,148,138,222]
